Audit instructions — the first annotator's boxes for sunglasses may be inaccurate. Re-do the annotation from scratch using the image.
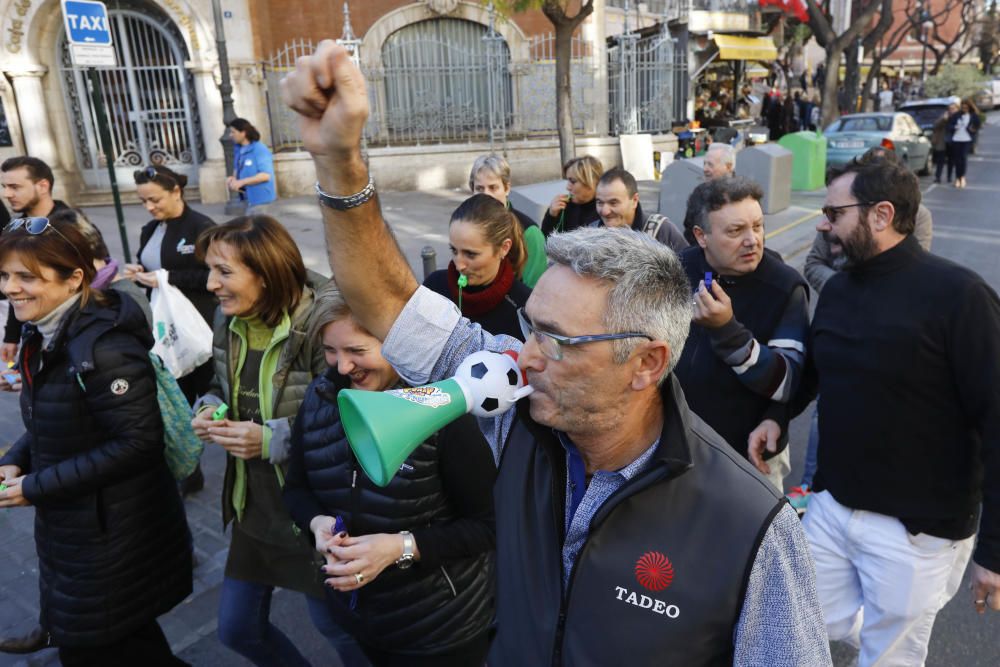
[821,202,876,223]
[133,166,176,188]
[4,217,87,264]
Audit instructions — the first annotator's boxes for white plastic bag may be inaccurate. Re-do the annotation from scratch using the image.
[150,269,213,379]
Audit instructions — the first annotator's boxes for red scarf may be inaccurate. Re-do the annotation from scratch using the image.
[446,259,515,317]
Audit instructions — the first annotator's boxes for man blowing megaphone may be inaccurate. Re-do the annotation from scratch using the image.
[282,42,833,666]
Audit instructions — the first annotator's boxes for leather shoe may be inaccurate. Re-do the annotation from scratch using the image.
[0,625,52,653]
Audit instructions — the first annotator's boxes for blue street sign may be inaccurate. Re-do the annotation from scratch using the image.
[62,0,112,46]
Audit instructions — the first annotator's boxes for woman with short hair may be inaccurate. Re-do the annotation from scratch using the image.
[469,154,546,287]
[541,155,602,236]
[0,215,191,665]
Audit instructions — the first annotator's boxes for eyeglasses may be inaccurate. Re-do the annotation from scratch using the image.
[133,166,175,188]
[821,202,876,223]
[517,307,653,362]
[4,217,87,264]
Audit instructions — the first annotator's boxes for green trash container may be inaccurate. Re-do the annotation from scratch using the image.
[777,131,827,191]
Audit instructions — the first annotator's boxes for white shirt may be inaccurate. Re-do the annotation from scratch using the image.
[953,113,973,143]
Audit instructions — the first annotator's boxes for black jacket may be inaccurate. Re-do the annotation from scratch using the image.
[137,204,217,324]
[541,198,598,236]
[800,235,1000,570]
[283,370,496,653]
[4,200,72,343]
[490,376,783,665]
[0,291,192,647]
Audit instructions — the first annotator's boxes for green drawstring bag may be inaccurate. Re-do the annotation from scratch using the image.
[150,352,204,480]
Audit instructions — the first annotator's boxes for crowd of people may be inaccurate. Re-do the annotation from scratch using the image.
[0,41,996,667]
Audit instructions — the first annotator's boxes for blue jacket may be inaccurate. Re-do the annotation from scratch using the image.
[234,141,276,207]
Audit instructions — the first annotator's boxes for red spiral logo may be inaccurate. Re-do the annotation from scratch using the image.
[634,551,675,592]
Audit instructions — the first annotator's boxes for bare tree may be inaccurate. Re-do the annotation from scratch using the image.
[500,1,595,165]
[914,0,978,74]
[807,0,888,125]
[860,0,960,110]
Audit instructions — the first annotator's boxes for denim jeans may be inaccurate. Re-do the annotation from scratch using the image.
[217,577,311,667]
[305,595,372,667]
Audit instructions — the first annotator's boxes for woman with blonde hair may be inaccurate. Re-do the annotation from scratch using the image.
[541,154,602,236]
[424,194,530,339]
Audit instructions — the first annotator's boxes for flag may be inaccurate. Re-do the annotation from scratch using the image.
[761,0,811,23]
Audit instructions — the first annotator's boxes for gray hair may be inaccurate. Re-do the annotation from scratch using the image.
[706,143,735,168]
[468,154,512,192]
[307,279,355,344]
[546,227,691,382]
[686,176,763,233]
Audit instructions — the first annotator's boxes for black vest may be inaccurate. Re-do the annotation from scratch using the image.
[490,376,783,666]
[294,371,494,653]
[675,247,806,455]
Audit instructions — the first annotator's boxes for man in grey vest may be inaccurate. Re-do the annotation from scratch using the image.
[282,41,832,665]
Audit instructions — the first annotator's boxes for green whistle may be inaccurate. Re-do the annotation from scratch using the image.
[212,403,229,421]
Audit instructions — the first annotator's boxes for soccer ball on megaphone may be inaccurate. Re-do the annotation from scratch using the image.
[454,350,533,417]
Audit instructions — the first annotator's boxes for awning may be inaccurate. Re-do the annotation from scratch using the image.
[713,35,778,61]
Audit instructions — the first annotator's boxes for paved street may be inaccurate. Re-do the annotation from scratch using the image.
[1,118,999,664]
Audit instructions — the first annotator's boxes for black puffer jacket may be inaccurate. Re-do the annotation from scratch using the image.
[283,369,496,654]
[0,291,192,647]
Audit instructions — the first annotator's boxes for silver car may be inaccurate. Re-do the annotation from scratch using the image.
[824,112,933,174]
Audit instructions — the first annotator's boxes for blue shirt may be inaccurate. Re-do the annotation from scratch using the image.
[560,432,659,589]
[381,286,832,666]
[234,141,276,207]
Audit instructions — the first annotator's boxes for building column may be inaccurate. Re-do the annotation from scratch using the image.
[5,66,58,166]
[189,62,228,203]
[586,0,609,138]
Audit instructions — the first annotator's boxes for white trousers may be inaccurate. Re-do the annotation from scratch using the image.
[802,490,974,667]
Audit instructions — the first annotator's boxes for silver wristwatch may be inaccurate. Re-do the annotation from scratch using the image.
[395,530,414,569]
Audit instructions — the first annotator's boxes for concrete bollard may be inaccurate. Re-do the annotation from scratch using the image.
[421,246,437,281]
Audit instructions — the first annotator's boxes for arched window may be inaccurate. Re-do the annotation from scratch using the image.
[381,18,512,144]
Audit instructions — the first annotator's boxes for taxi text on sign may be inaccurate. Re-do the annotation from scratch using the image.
[62,0,117,67]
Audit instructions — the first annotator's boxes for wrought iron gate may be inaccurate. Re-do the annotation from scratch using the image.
[608,27,688,135]
[59,8,203,190]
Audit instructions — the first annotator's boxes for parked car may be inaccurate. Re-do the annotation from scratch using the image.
[899,97,961,136]
[824,112,933,174]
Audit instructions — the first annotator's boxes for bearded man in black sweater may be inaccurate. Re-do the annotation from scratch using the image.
[753,149,1000,665]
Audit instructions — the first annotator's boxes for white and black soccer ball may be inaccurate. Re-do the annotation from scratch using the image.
[454,350,527,418]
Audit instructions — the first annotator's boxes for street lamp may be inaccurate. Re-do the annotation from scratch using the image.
[916,0,932,84]
[210,0,244,215]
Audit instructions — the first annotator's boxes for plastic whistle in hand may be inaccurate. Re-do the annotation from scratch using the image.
[557,193,572,233]
[212,403,229,421]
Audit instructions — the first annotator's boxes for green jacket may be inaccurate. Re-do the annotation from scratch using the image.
[204,284,327,524]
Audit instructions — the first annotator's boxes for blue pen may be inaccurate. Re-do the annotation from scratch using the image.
[333,516,358,610]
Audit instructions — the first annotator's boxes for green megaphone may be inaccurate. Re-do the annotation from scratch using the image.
[338,350,532,487]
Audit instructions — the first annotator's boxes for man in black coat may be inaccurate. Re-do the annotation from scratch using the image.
[674,177,808,492]
[753,149,1000,663]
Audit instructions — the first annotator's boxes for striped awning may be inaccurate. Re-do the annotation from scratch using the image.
[713,35,778,61]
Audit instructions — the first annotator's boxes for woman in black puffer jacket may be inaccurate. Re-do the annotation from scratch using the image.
[0,217,191,665]
[283,282,496,667]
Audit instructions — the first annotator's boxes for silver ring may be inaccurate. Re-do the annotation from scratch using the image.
[354,572,364,585]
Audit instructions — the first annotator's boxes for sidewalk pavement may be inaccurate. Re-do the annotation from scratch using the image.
[0,180,828,666]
